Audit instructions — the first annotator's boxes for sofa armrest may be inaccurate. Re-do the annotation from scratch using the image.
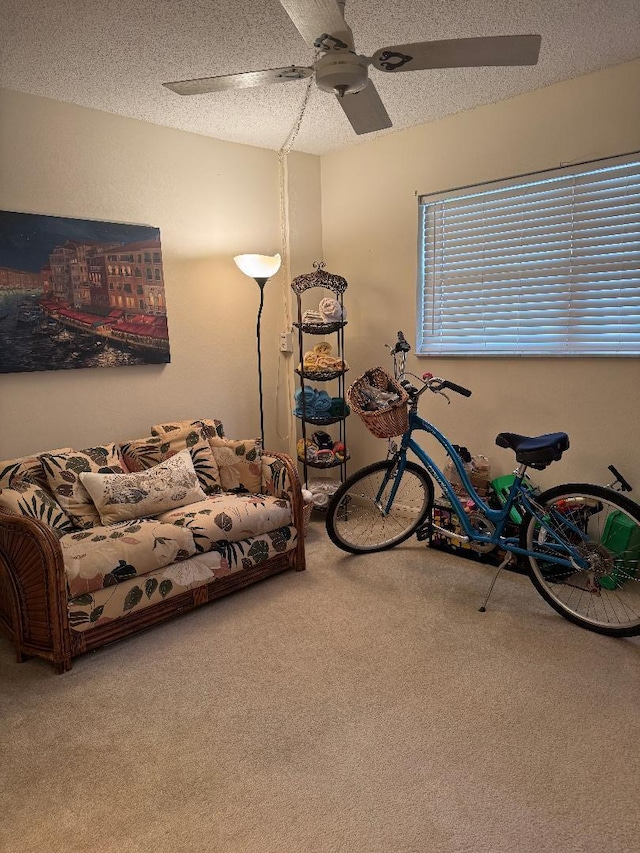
[0,508,71,671]
[262,452,306,555]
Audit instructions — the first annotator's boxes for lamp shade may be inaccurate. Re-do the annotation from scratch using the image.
[234,253,282,280]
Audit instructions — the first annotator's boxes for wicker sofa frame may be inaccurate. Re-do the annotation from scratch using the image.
[0,450,306,674]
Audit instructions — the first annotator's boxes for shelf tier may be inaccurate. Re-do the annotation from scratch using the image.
[293,320,347,335]
[297,453,350,469]
[295,367,349,382]
[294,412,349,426]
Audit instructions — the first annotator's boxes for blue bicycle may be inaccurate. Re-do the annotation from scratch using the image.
[325,335,640,636]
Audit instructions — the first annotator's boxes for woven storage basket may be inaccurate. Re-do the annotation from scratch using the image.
[348,366,409,439]
[302,499,313,534]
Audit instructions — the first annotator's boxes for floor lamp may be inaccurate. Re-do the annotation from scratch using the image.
[233,253,282,449]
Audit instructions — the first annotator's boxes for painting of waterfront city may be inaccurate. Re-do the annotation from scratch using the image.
[0,211,170,374]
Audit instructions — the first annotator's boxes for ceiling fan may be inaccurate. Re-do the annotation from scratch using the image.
[163,0,542,136]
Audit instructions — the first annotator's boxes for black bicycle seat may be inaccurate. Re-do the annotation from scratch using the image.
[495,431,570,469]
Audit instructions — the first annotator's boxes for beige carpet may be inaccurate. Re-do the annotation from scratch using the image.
[1,518,639,853]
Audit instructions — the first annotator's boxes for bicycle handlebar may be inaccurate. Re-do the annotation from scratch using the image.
[401,375,472,400]
[441,379,472,398]
[608,464,632,492]
[387,333,472,399]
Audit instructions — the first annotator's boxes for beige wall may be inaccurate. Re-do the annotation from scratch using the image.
[321,59,640,490]
[2,62,639,490]
[0,89,322,459]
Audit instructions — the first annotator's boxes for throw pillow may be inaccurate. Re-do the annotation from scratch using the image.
[0,447,74,490]
[0,479,75,536]
[41,443,127,529]
[208,437,263,492]
[120,426,221,494]
[79,449,207,525]
[150,418,225,440]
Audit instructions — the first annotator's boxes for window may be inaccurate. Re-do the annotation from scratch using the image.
[418,152,640,356]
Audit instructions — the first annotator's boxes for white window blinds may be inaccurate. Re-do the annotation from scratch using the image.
[418,152,640,356]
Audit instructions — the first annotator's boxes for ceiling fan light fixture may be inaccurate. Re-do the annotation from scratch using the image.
[314,51,369,95]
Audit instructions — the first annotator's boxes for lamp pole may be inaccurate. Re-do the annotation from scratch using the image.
[254,276,267,450]
[233,253,282,450]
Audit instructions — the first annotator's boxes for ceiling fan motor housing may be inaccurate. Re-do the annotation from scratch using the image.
[314,51,369,95]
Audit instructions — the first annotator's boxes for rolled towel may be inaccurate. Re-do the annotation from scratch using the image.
[312,490,330,508]
[313,391,332,414]
[329,397,349,417]
[295,386,317,407]
[293,386,318,417]
[306,477,341,499]
[319,297,345,323]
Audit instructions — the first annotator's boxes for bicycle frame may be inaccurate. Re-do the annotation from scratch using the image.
[384,407,585,570]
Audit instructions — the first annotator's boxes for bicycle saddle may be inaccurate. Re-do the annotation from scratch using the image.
[495,431,570,469]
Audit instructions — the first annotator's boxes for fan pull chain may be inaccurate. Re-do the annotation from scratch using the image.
[275,72,315,443]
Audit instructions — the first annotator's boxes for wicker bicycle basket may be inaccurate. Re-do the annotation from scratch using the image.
[347,366,409,438]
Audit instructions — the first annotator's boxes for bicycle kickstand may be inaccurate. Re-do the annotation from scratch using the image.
[479,553,515,613]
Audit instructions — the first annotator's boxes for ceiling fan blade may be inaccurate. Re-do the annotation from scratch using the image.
[371,35,542,73]
[337,82,392,135]
[163,66,313,95]
[279,0,354,51]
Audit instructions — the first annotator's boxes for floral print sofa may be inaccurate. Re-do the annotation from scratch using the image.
[0,418,305,673]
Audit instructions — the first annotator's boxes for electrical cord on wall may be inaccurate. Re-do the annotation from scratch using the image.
[275,72,315,443]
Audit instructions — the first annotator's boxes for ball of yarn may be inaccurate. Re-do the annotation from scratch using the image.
[297,438,318,461]
[311,430,333,449]
[315,449,335,466]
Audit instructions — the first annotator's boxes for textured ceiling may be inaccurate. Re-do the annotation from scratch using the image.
[1,1,639,155]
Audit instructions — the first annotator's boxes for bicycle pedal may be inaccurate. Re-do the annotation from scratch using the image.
[416,521,432,541]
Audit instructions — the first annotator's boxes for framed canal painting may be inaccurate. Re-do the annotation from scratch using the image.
[0,211,171,374]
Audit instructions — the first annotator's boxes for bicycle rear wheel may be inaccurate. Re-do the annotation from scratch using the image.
[521,484,640,636]
[326,459,434,554]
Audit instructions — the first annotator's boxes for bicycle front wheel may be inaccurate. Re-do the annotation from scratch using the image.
[326,460,434,554]
[521,484,640,636]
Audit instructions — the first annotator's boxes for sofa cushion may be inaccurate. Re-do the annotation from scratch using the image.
[208,437,263,492]
[41,444,127,529]
[0,448,74,490]
[61,518,198,597]
[80,449,207,525]
[67,524,298,631]
[155,492,292,552]
[261,454,294,501]
[0,479,75,536]
[151,418,225,439]
[120,426,221,494]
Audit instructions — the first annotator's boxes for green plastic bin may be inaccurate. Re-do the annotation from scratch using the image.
[491,474,538,525]
[598,510,640,590]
